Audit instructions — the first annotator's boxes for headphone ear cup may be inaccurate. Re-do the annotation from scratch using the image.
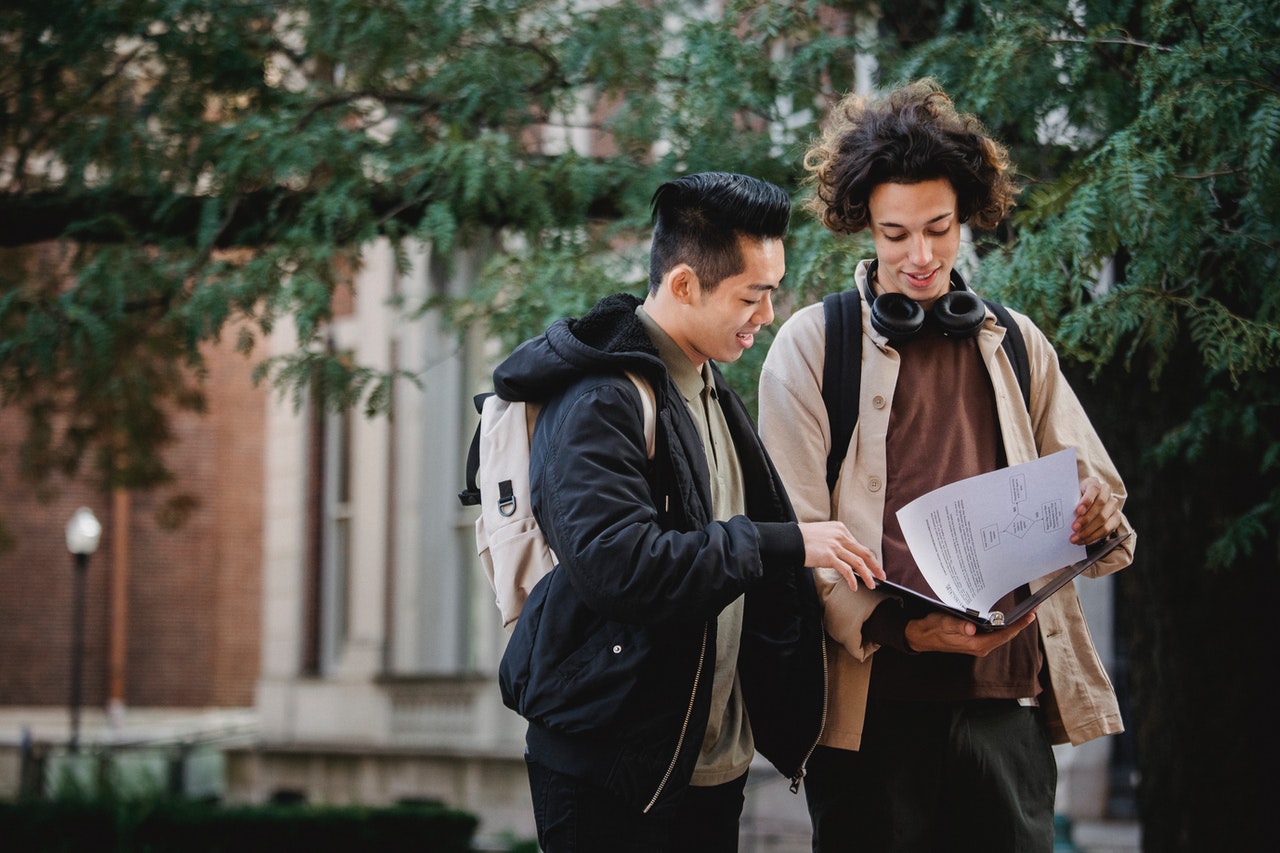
[932,291,986,338]
[870,292,926,343]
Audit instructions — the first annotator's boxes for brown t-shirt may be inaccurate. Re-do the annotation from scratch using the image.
[865,323,1044,702]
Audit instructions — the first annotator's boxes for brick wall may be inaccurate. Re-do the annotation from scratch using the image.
[0,330,266,709]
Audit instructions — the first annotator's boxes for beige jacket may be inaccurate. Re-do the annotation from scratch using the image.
[759,261,1136,749]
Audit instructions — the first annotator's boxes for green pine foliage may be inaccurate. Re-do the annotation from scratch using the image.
[0,0,826,492]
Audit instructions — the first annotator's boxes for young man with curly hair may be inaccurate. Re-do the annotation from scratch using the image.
[758,80,1136,852]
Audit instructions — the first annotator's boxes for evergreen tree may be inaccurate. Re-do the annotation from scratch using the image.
[862,2,1277,848]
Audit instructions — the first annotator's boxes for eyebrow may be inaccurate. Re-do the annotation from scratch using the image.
[877,211,955,229]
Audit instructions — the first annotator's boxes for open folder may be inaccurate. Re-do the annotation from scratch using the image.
[878,532,1132,631]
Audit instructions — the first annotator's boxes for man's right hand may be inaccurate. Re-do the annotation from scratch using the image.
[903,610,1038,656]
[798,521,885,591]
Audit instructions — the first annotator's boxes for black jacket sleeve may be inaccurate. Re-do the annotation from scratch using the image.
[533,376,800,625]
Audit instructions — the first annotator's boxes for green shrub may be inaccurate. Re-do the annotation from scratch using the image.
[0,801,118,853]
[0,800,478,853]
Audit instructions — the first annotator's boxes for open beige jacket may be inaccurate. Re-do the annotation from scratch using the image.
[758,261,1136,749]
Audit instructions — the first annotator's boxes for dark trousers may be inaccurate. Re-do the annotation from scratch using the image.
[526,756,748,853]
[804,699,1057,853]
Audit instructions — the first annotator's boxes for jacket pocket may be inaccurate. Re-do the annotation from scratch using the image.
[497,569,548,715]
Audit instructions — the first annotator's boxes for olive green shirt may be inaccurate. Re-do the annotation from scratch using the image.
[638,306,753,786]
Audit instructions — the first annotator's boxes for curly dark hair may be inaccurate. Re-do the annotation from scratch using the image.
[803,79,1018,234]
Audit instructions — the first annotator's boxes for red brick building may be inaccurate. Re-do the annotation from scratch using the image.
[0,332,266,711]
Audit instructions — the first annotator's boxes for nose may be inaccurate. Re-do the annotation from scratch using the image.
[754,293,775,327]
[908,234,933,266]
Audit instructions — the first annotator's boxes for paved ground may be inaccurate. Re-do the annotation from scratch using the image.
[1070,818,1142,853]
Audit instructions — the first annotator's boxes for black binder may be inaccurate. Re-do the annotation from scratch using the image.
[877,532,1132,631]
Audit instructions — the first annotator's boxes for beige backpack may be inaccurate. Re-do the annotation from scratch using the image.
[458,372,655,629]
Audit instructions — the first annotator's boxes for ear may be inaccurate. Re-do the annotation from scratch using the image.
[665,264,700,305]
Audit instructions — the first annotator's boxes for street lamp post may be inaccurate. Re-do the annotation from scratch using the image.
[65,507,102,754]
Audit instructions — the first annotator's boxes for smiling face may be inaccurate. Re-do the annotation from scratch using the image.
[868,178,962,309]
[655,234,783,368]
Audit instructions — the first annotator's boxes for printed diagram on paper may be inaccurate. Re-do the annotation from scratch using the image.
[896,449,1086,615]
[983,466,1070,547]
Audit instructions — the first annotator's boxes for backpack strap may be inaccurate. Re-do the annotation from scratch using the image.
[457,393,490,507]
[822,290,863,494]
[982,299,1031,412]
[625,370,657,459]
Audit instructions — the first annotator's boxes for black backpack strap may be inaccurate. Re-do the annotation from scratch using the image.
[822,290,863,494]
[457,392,491,507]
[982,299,1031,412]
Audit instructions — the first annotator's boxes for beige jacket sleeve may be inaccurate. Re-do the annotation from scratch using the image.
[998,309,1137,578]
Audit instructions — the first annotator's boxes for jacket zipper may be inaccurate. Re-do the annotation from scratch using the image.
[789,628,830,794]
[643,621,709,813]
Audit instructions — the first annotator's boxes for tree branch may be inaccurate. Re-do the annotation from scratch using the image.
[0,181,628,249]
[1043,35,1174,53]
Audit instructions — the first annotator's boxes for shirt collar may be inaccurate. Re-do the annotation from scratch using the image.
[635,305,711,404]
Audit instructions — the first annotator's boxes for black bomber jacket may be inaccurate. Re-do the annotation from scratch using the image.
[495,293,827,812]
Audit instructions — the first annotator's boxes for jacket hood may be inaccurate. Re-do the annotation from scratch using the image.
[493,293,663,403]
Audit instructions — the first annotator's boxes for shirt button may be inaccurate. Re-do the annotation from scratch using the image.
[872,395,886,409]
[612,645,623,654]
[868,477,882,492]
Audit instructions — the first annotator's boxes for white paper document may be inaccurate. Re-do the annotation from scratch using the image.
[895,448,1085,618]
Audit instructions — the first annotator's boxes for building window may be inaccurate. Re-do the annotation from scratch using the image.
[321,396,354,672]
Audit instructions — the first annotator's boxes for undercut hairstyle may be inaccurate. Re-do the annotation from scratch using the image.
[803,78,1018,234]
[648,171,791,295]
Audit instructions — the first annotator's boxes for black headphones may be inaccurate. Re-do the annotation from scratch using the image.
[866,260,987,344]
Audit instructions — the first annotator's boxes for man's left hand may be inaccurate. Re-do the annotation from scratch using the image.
[1071,476,1120,545]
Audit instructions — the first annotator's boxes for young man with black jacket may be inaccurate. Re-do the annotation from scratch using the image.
[495,171,883,853]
